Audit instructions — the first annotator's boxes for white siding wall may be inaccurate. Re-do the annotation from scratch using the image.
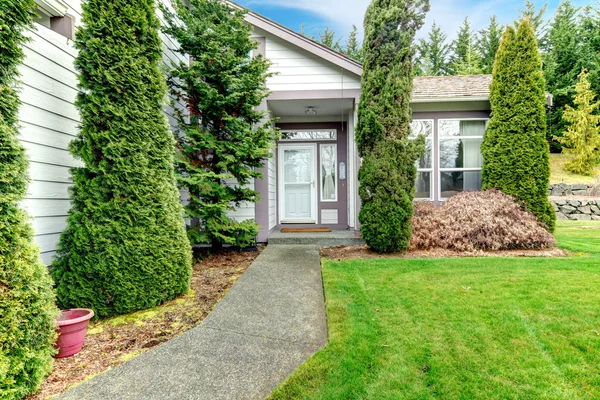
[268,155,276,229]
[18,0,188,264]
[252,28,361,92]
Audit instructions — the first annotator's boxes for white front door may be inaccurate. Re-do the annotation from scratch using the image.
[279,144,317,224]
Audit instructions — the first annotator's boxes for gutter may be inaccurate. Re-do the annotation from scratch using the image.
[410,96,490,103]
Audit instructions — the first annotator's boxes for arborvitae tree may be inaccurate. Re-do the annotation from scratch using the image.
[345,25,364,62]
[557,68,600,175]
[357,0,428,253]
[416,22,450,76]
[544,0,581,152]
[478,16,502,74]
[162,0,278,249]
[450,17,482,75]
[518,0,548,44]
[481,19,555,232]
[52,0,193,317]
[0,0,58,397]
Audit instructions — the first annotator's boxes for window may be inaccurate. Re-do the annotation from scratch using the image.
[438,119,486,199]
[410,120,434,200]
[320,144,337,201]
[281,130,337,141]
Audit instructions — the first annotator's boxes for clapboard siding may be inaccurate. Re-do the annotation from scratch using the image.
[260,35,361,92]
[16,0,189,264]
[268,156,276,229]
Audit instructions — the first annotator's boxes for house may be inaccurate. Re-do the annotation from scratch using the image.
[19,0,492,261]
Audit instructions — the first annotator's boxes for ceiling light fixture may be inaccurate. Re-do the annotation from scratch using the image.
[305,106,317,116]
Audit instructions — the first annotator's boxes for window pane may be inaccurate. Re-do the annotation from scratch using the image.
[410,120,433,138]
[415,172,431,199]
[284,149,311,183]
[416,139,433,169]
[321,145,337,201]
[439,120,486,137]
[440,171,482,198]
[439,138,483,169]
[284,131,336,140]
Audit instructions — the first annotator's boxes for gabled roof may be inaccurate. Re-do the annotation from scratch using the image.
[412,75,492,101]
[228,1,363,76]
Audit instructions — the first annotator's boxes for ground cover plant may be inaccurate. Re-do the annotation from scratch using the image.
[411,190,556,251]
[356,0,429,253]
[269,221,600,399]
[27,248,260,400]
[162,0,278,250]
[0,0,58,398]
[482,18,555,232]
[51,0,193,318]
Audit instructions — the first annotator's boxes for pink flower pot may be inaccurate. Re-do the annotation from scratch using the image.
[55,308,95,358]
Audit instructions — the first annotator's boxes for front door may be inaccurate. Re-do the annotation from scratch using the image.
[278,144,317,223]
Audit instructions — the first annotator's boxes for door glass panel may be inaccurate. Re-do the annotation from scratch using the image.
[321,145,337,201]
[284,149,311,183]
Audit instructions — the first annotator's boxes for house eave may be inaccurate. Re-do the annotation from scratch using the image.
[411,96,490,104]
[34,0,68,17]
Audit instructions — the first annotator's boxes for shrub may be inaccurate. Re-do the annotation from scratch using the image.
[481,19,556,232]
[410,190,556,252]
[161,0,278,249]
[0,0,58,397]
[356,0,429,253]
[51,0,193,318]
[556,68,600,176]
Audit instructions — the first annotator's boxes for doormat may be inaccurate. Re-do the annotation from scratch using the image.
[281,228,332,233]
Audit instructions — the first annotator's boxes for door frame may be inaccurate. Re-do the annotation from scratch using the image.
[278,143,318,224]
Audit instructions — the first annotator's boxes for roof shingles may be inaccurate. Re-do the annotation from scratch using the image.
[412,75,492,100]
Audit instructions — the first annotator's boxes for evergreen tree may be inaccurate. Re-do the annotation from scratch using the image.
[356,0,429,253]
[0,0,58,397]
[578,3,600,102]
[454,37,484,75]
[319,27,342,51]
[162,0,279,249]
[450,17,482,75]
[52,0,193,317]
[478,16,502,74]
[345,25,364,62]
[416,22,450,76]
[544,0,581,152]
[518,0,548,44]
[481,19,555,231]
[557,68,600,175]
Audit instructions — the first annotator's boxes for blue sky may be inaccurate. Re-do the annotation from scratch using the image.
[236,0,592,43]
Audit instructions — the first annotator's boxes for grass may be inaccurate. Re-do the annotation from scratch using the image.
[550,153,600,184]
[269,221,600,400]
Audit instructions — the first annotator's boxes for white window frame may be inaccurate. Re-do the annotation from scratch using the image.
[280,129,337,141]
[410,119,435,201]
[437,118,488,201]
[320,143,338,202]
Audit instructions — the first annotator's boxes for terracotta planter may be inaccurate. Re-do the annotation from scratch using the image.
[55,308,94,358]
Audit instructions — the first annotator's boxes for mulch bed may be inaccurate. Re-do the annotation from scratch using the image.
[27,247,262,400]
[321,245,568,261]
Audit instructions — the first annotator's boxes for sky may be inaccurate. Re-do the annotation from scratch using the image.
[235,0,592,44]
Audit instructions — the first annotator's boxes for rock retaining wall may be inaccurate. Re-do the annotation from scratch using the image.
[551,198,600,220]
[549,183,594,196]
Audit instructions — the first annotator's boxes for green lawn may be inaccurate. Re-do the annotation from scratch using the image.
[270,221,600,400]
[550,153,600,184]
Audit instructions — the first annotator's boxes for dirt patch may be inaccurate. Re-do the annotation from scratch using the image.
[27,247,262,400]
[321,245,568,261]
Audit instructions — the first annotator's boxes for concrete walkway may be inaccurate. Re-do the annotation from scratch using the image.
[59,245,326,400]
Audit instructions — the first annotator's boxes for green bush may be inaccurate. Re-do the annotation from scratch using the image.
[356,0,429,253]
[51,0,193,318]
[481,19,556,232]
[0,0,58,398]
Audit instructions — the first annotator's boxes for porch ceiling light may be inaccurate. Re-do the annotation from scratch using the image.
[305,106,317,116]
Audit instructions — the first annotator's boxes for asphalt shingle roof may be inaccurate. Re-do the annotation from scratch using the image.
[412,75,492,100]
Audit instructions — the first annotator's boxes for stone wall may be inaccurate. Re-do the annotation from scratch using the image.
[552,199,600,220]
[549,183,594,196]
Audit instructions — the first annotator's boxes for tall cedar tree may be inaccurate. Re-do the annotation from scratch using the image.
[162,0,278,249]
[557,68,600,175]
[357,0,429,253]
[52,0,193,317]
[544,0,581,152]
[0,0,58,397]
[478,16,502,74]
[481,19,556,231]
[345,25,364,62]
[450,17,482,75]
[416,22,450,76]
[579,4,600,98]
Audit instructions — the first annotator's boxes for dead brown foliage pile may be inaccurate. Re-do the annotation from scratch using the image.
[410,190,556,251]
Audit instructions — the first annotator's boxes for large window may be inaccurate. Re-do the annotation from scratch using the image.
[410,120,434,200]
[438,120,486,199]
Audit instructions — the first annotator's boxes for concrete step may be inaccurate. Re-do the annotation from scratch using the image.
[268,230,365,246]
